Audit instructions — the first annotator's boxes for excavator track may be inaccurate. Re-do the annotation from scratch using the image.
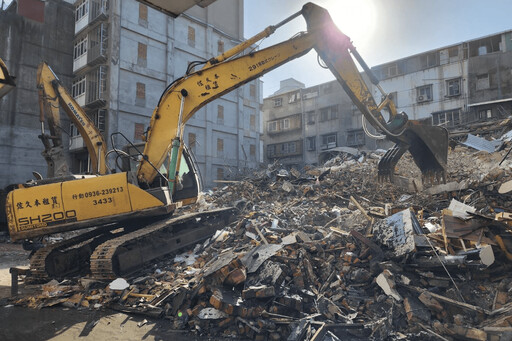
[29,225,121,281]
[27,207,234,281]
[90,207,235,279]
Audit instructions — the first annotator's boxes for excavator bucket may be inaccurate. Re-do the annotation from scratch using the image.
[378,123,449,183]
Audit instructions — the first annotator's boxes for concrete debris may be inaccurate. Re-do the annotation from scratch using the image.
[108,278,129,291]
[376,270,402,301]
[10,135,512,340]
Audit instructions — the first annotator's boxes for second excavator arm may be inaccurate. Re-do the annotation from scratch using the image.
[37,62,108,176]
[137,2,448,188]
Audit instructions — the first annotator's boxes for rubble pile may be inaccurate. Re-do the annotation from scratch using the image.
[9,137,512,340]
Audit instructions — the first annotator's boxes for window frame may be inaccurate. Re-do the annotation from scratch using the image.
[417,84,433,102]
[446,78,461,97]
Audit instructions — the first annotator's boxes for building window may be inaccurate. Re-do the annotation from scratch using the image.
[93,109,106,132]
[217,105,224,124]
[307,111,315,125]
[307,136,316,151]
[446,78,461,97]
[281,118,290,130]
[188,132,196,150]
[476,74,490,90]
[250,144,256,156]
[448,46,459,58]
[217,138,224,153]
[217,167,224,180]
[268,121,277,132]
[138,42,147,62]
[217,40,224,54]
[75,0,88,22]
[249,84,256,97]
[320,108,329,122]
[69,122,78,137]
[267,144,276,158]
[421,52,437,69]
[347,130,365,147]
[188,26,195,47]
[330,105,338,119]
[432,109,461,127]
[73,36,87,59]
[139,3,148,21]
[273,98,282,107]
[321,134,337,149]
[134,122,144,140]
[479,109,492,120]
[136,82,145,99]
[250,114,255,130]
[417,84,433,102]
[72,76,86,98]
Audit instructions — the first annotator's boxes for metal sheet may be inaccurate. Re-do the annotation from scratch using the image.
[462,133,503,153]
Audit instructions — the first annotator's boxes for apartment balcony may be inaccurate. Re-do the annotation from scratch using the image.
[73,54,87,73]
[87,23,108,66]
[75,93,86,107]
[73,23,108,73]
[69,135,86,152]
[84,66,108,109]
[75,0,109,35]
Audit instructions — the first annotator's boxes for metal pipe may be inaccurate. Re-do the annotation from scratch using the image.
[167,90,188,193]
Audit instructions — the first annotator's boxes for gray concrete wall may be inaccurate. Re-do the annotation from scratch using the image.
[0,0,74,188]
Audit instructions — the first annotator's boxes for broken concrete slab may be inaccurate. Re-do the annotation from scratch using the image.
[372,209,417,257]
[376,270,402,301]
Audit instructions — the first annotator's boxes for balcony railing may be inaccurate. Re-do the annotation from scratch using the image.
[85,65,108,108]
[89,0,109,25]
[87,23,108,66]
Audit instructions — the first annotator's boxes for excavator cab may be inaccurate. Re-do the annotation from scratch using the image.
[120,142,200,204]
[0,58,16,98]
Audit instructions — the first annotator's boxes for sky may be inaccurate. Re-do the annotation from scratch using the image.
[244,0,512,97]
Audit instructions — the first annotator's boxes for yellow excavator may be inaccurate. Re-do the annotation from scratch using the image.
[6,2,448,280]
[36,62,108,177]
[0,57,16,98]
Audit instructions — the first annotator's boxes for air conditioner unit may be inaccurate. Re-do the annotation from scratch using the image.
[320,144,328,150]
[417,95,429,102]
[327,142,336,148]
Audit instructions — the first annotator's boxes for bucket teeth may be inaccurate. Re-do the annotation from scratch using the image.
[377,145,407,182]
[378,143,447,185]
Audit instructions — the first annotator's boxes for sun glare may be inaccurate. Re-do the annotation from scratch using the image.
[325,0,377,50]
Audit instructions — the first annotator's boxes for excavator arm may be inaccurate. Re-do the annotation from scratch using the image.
[138,2,448,186]
[37,62,108,175]
[0,57,16,98]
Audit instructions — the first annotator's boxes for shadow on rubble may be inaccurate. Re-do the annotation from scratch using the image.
[0,305,233,341]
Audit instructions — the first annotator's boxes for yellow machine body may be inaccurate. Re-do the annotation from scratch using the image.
[7,172,172,240]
